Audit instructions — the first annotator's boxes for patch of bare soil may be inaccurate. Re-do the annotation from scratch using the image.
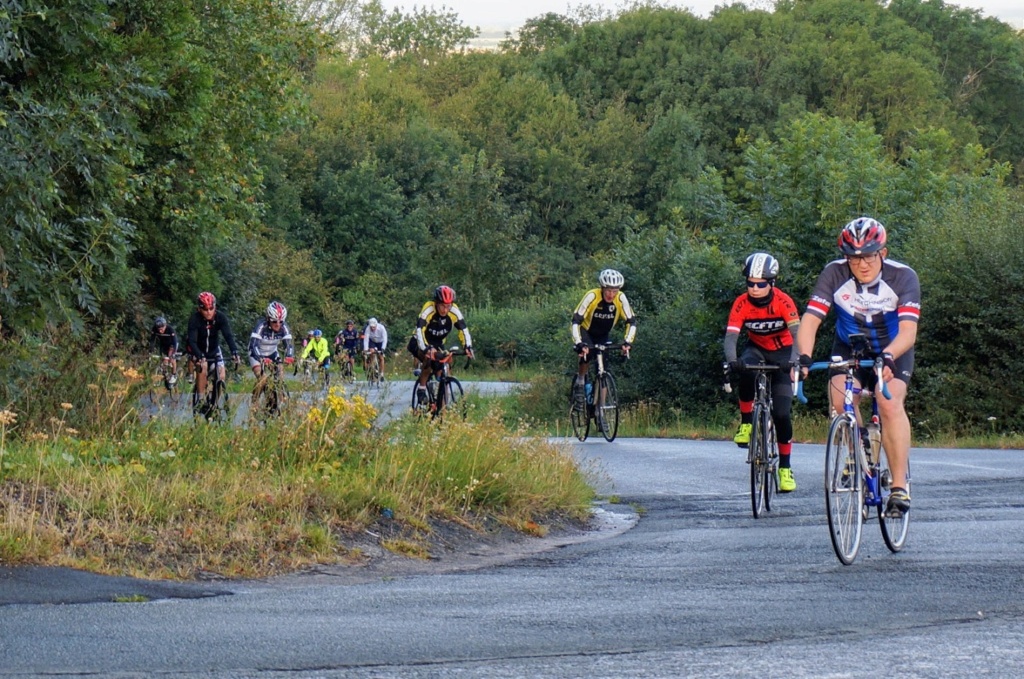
[261,504,635,588]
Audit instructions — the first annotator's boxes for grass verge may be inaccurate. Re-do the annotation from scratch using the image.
[0,375,594,579]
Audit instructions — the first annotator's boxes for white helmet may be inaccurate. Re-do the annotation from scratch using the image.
[368,317,378,327]
[265,301,287,322]
[597,269,624,288]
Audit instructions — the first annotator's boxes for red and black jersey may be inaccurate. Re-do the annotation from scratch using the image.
[726,290,800,352]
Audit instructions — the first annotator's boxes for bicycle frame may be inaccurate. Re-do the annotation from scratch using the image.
[411,347,467,418]
[797,353,907,563]
[570,343,624,443]
[736,362,785,518]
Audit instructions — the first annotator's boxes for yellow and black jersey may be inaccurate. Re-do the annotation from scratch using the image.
[571,288,636,345]
[414,301,472,351]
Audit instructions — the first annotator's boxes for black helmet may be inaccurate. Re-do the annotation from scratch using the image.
[743,253,779,280]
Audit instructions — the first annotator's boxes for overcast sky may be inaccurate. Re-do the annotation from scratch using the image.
[396,0,1023,31]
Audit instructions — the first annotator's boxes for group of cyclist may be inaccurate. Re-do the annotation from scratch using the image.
[147,216,919,513]
[148,294,394,409]
[724,216,919,514]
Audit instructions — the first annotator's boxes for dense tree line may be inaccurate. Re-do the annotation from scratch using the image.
[2,0,1023,432]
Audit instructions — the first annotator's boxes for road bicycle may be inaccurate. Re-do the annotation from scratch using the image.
[191,357,231,423]
[300,357,318,387]
[727,362,791,518]
[147,353,180,405]
[797,338,910,565]
[252,357,289,420]
[340,351,356,384]
[363,349,385,387]
[411,347,468,420]
[569,343,625,443]
[317,360,331,391]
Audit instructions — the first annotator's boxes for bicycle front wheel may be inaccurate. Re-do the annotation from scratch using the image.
[211,379,229,423]
[749,404,768,518]
[434,377,465,420]
[764,412,778,513]
[596,372,619,442]
[411,383,431,415]
[878,451,910,552]
[824,416,864,565]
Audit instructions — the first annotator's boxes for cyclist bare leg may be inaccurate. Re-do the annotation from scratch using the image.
[251,359,268,399]
[876,378,910,491]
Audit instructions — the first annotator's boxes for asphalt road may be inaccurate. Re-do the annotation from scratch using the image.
[142,374,518,426]
[1,435,1023,677]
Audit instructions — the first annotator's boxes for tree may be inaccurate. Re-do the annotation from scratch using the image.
[353,0,477,60]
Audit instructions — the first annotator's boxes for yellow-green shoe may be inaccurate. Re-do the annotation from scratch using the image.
[733,423,752,447]
[778,467,796,493]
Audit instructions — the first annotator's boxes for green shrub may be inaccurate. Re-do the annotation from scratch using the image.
[906,186,1024,434]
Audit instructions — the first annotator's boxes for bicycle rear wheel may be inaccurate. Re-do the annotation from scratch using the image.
[824,416,864,565]
[878,451,910,552]
[749,404,768,518]
[596,373,619,442]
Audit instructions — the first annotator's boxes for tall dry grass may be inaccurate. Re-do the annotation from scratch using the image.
[0,355,594,579]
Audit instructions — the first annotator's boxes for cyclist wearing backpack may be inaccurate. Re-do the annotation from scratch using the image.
[724,253,801,492]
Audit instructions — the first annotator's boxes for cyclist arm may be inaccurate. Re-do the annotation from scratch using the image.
[380,326,388,352]
[883,320,918,361]
[219,313,239,358]
[186,315,202,358]
[362,331,370,352]
[248,323,264,362]
[570,291,597,347]
[414,302,434,352]
[450,305,472,351]
[300,341,313,360]
[617,292,637,345]
[723,331,740,364]
[169,329,179,354]
[795,311,824,363]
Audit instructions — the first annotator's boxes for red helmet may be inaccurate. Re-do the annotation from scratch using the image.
[197,291,216,310]
[433,285,456,304]
[838,217,887,256]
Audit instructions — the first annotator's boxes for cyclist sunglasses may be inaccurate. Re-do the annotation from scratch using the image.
[746,280,771,289]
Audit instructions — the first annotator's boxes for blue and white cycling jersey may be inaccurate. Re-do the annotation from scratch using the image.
[805,258,921,354]
[248,318,295,362]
